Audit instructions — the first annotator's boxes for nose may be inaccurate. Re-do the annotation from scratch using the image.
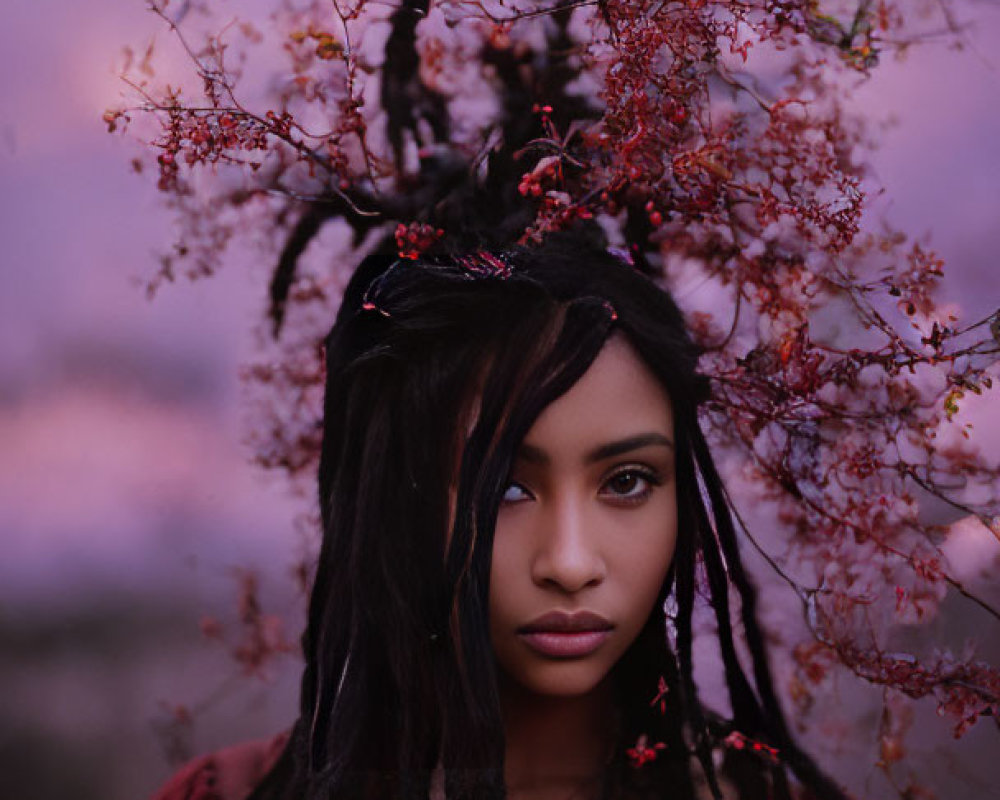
[530,493,606,593]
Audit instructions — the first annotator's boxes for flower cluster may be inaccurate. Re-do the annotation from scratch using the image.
[722,731,780,765]
[626,734,667,768]
[395,222,445,260]
[839,647,1000,738]
[153,107,283,192]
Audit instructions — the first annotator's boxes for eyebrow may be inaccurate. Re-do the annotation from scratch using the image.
[517,433,674,466]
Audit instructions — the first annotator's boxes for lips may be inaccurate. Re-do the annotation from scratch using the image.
[517,611,614,658]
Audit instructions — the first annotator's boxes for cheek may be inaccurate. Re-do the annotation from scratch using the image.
[487,517,540,664]
[616,501,678,618]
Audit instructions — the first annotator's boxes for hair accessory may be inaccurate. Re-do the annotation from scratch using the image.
[359,258,406,317]
[602,300,618,322]
[457,250,513,279]
[663,590,679,653]
[361,300,391,317]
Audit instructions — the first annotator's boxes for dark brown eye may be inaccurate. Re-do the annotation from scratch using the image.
[609,472,642,495]
[601,469,656,502]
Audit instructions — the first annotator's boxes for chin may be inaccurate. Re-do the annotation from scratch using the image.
[505,658,613,699]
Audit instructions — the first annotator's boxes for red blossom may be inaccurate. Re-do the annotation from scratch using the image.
[723,731,781,765]
[649,676,670,714]
[395,222,444,260]
[626,734,667,768]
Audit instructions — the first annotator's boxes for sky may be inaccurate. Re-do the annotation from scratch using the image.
[1,1,999,798]
[1,0,301,606]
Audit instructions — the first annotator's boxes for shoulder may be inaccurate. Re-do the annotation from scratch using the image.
[150,731,290,800]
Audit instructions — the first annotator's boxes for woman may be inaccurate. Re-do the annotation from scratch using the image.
[155,233,847,800]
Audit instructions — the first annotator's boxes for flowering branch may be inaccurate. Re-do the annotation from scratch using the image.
[111,0,999,785]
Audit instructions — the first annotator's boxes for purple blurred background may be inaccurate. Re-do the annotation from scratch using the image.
[1,1,998,798]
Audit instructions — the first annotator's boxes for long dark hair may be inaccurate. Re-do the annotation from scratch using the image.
[249,233,847,800]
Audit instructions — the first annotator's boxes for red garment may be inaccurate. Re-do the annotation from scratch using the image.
[151,731,289,800]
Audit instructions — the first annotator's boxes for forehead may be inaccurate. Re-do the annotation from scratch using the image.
[520,333,674,456]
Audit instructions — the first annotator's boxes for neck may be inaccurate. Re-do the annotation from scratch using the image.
[500,675,617,800]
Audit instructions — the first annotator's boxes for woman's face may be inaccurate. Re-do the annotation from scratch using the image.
[489,334,678,698]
